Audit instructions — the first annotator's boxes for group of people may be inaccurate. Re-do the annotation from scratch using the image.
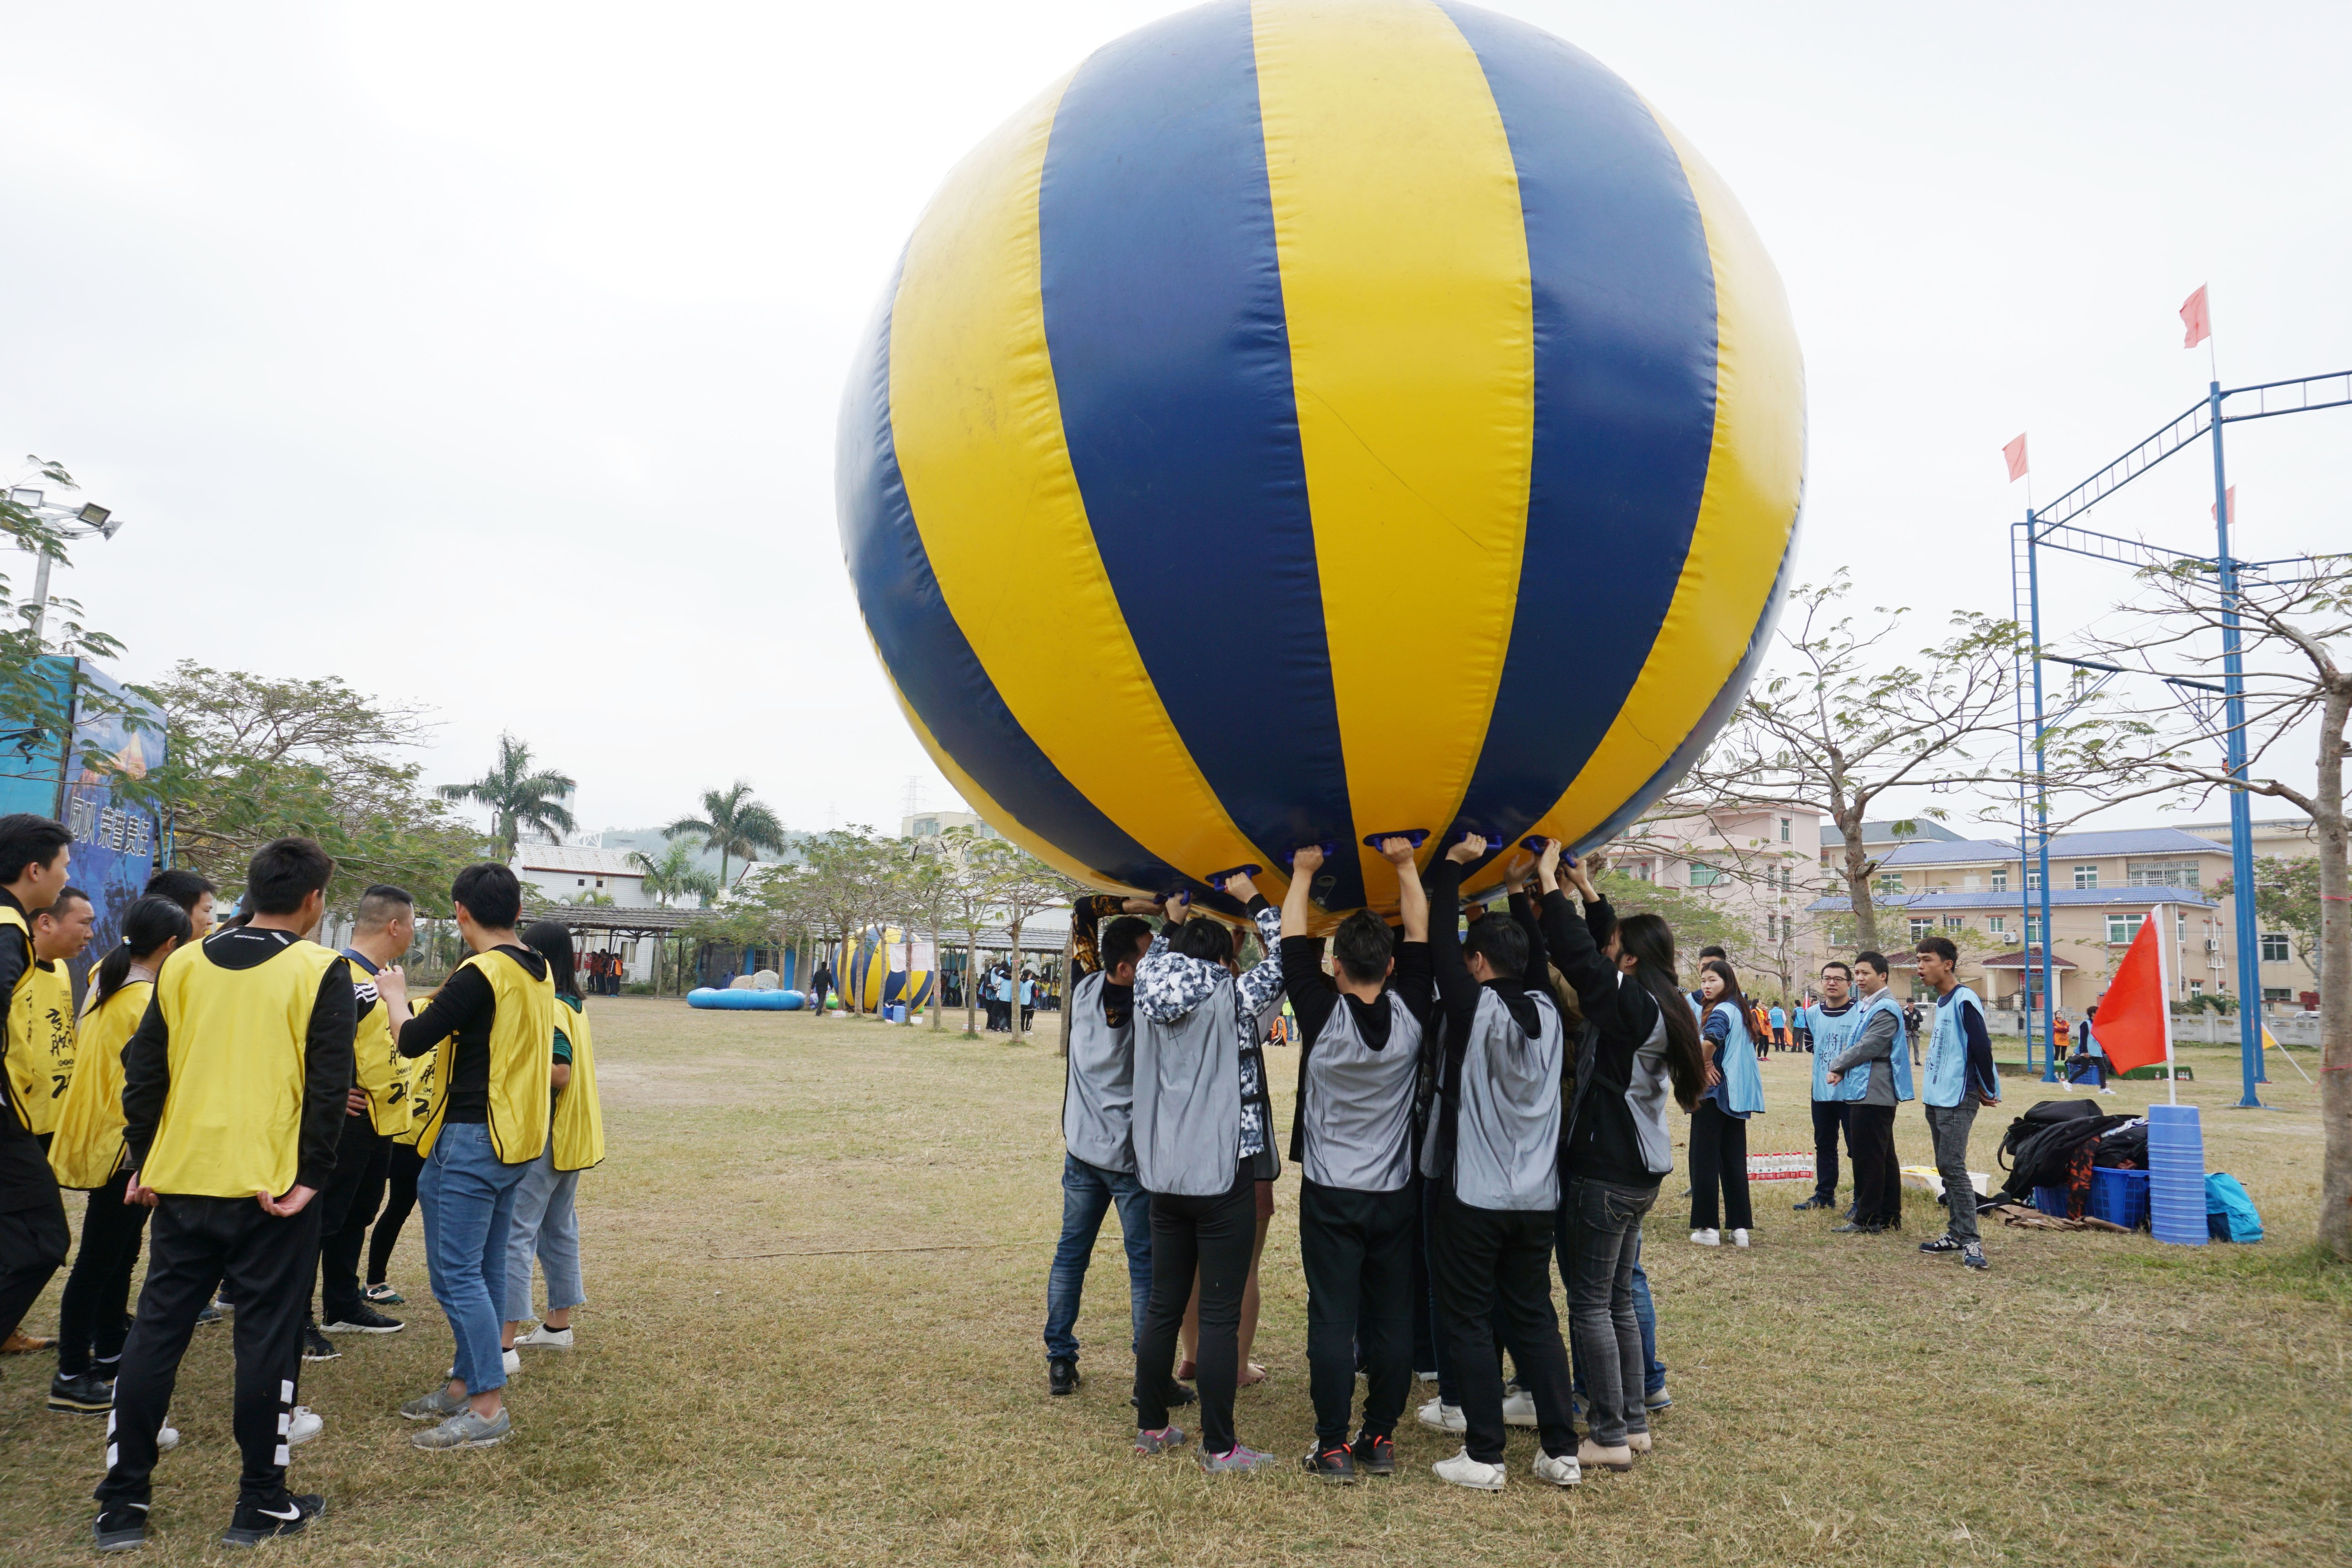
[981,963,1038,1034]
[0,818,605,1552]
[1045,835,1708,1489]
[578,948,627,997]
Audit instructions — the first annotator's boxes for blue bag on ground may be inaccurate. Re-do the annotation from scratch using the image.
[2204,1173,2262,1243]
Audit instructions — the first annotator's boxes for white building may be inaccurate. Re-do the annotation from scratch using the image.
[901,809,999,842]
[510,844,655,907]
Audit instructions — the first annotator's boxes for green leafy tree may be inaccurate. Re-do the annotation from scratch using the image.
[630,841,720,909]
[437,734,576,860]
[969,837,1084,1045]
[2216,857,2323,985]
[0,458,150,746]
[666,781,785,890]
[792,827,894,1015]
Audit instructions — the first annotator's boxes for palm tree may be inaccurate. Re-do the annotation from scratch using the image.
[666,782,787,890]
[438,734,577,860]
[629,842,720,908]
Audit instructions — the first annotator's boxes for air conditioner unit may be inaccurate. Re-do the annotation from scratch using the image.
[2203,939,2220,954]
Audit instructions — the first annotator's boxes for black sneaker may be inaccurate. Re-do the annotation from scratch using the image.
[1832,1220,1881,1234]
[92,1503,149,1552]
[1791,1195,1836,1211]
[1161,1375,1196,1409]
[1350,1431,1397,1475]
[48,1370,114,1414]
[301,1324,340,1362]
[195,1302,223,1327]
[1048,1356,1080,1396]
[1919,1234,1963,1255]
[320,1305,404,1335]
[1302,1443,1358,1484]
[1961,1243,1989,1271]
[222,1493,323,1547]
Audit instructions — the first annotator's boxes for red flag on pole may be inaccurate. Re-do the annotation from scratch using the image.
[2093,914,2172,1075]
[2210,485,2236,525]
[2180,285,2211,348]
[2002,434,2029,482]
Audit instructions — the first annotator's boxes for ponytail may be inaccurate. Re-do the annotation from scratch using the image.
[93,896,195,1007]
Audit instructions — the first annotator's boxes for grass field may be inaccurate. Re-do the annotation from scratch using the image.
[2,998,2346,1566]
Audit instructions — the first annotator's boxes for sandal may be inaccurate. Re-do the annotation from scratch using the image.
[1175,1360,1197,1382]
[1238,1361,1267,1387]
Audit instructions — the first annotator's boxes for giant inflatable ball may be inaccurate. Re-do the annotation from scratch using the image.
[839,0,1804,918]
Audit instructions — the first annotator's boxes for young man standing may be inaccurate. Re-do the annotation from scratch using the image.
[396,863,554,1450]
[1826,953,1911,1234]
[9,886,95,1145]
[1794,962,1862,1213]
[1041,894,1184,1403]
[1914,937,1997,1270]
[1421,835,1579,1492]
[315,885,418,1341]
[143,868,218,939]
[93,836,355,1551]
[0,815,74,1359]
[1282,838,1432,1484]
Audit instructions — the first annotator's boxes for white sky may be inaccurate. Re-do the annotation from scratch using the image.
[5,0,2346,844]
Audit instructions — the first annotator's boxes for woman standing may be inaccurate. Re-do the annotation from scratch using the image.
[503,921,604,1356]
[1690,959,1766,1247]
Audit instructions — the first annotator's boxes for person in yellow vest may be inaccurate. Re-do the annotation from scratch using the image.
[10,886,95,1141]
[308,884,418,1345]
[46,897,194,1413]
[0,814,75,1359]
[394,862,553,1451]
[93,836,355,1552]
[501,920,603,1357]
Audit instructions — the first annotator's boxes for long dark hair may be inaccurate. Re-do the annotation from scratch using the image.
[1699,957,1753,1037]
[1616,912,1707,1112]
[522,920,577,998]
[93,897,194,1007]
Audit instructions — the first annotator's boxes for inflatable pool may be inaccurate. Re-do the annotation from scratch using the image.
[688,987,808,1011]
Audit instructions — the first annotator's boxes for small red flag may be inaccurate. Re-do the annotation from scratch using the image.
[2180,285,2211,349]
[2092,915,2169,1074]
[2002,434,2029,482]
[2210,485,2235,525]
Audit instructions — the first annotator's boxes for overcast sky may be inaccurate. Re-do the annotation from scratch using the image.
[5,0,2345,845]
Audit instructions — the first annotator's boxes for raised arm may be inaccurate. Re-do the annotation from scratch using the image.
[1425,836,1484,1043]
[1375,836,1429,944]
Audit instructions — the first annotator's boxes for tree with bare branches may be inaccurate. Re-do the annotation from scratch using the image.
[2051,555,2352,1257]
[1689,572,2027,950]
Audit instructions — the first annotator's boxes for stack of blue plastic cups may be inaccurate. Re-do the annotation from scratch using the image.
[2146,1103,2208,1246]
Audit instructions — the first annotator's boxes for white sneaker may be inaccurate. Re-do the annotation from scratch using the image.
[505,1347,522,1376]
[1533,1450,1582,1486]
[2100,1088,2117,1096]
[1433,1448,1506,1491]
[1416,1396,1466,1433]
[1501,1389,1538,1427]
[288,1406,322,1446]
[1691,1228,1721,1247]
[1731,1228,1751,1249]
[156,1417,180,1453]
[516,1324,573,1349]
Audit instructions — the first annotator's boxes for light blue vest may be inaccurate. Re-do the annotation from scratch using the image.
[1806,1001,1867,1102]
[1923,985,1984,1108]
[1708,1001,1767,1117]
[1854,989,1915,1102]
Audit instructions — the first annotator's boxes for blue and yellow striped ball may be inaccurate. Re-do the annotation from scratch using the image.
[839,0,1804,919]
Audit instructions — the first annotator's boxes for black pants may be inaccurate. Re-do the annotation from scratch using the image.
[1849,1103,1902,1225]
[1133,1162,1254,1456]
[1809,1100,1852,1204]
[1427,1184,1574,1464]
[366,1141,425,1287]
[0,1189,71,1345]
[1300,1179,1414,1448]
[1688,1101,1754,1231]
[313,1114,390,1323]
[59,1171,150,1375]
[98,1194,322,1510]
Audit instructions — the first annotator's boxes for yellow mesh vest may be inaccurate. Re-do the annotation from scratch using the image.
[410,949,553,1163]
[5,933,71,1137]
[394,987,435,1146]
[49,979,151,1189]
[550,995,604,1172]
[350,964,413,1139]
[141,937,346,1198]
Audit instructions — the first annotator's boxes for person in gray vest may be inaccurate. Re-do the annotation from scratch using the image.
[1042,899,1195,1406]
[1796,961,1865,1212]
[1420,835,1579,1492]
[1280,837,1434,1484]
[1129,875,1285,1474]
[1827,951,1910,1234]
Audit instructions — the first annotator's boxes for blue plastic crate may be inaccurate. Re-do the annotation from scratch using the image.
[2031,1185,2072,1218]
[2089,1167,2150,1229]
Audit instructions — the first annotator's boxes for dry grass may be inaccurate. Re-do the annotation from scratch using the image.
[2,1000,2346,1567]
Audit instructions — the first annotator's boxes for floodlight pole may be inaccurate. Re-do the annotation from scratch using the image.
[2024,513,2059,1080]
[2206,382,2265,1106]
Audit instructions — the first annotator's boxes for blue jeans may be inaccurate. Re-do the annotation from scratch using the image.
[1041,1153,1152,1364]
[502,1145,584,1322]
[1557,1196,1665,1396]
[418,1122,530,1394]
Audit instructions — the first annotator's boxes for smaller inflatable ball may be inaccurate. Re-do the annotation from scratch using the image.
[839,0,1804,917]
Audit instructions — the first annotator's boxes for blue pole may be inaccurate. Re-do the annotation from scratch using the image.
[2209,382,2265,1106]
[2026,511,2060,1081]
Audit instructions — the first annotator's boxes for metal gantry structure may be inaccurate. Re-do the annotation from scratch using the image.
[2010,369,2351,1105]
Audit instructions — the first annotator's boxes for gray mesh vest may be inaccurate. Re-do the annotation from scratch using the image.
[1300,993,1422,1193]
[1451,987,1564,1211]
[1132,981,1242,1197]
[1061,971,1136,1174]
